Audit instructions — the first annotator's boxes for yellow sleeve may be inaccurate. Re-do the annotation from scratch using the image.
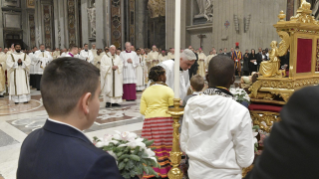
[140,92,147,115]
[167,88,175,106]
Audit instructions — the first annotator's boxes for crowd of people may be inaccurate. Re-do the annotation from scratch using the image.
[1,40,311,179]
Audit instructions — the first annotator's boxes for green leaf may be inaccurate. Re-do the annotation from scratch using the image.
[144,140,154,147]
[143,165,149,174]
[134,146,140,155]
[118,161,126,170]
[127,160,134,169]
[129,154,141,161]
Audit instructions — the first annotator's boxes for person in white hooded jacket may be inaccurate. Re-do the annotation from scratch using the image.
[180,55,254,179]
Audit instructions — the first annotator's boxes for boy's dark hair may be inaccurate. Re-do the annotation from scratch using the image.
[190,74,205,92]
[149,66,165,82]
[208,55,234,88]
[41,57,100,116]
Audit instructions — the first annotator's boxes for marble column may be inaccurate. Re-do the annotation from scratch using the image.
[95,0,105,48]
[135,0,145,48]
[287,0,295,20]
[21,0,29,49]
[81,0,89,47]
[0,3,4,47]
[35,0,43,47]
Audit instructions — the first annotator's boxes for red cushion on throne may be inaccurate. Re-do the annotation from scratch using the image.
[249,104,282,113]
[296,38,312,73]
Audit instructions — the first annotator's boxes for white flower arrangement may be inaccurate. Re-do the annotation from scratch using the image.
[93,131,160,179]
[230,88,250,104]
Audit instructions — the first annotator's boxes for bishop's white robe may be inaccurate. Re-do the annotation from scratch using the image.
[60,52,67,57]
[101,52,123,104]
[52,51,61,59]
[206,54,217,70]
[0,52,6,95]
[120,51,139,84]
[197,52,207,77]
[167,52,175,60]
[160,59,190,100]
[6,52,31,103]
[80,50,94,63]
[147,51,160,67]
[136,55,145,91]
[158,54,168,63]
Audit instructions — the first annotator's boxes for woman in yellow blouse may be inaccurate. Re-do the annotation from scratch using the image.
[140,66,174,179]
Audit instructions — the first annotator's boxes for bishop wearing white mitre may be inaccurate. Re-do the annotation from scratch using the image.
[101,45,123,108]
[6,44,31,104]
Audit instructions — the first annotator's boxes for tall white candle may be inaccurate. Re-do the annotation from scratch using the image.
[174,0,181,99]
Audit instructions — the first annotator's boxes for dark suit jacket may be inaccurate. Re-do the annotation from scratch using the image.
[17,119,122,179]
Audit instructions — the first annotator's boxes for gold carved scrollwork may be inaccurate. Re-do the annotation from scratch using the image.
[147,0,165,18]
[250,111,281,133]
[249,80,262,98]
[290,0,319,25]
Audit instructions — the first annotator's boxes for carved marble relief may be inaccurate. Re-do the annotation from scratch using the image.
[2,0,20,8]
[29,14,36,48]
[67,0,76,47]
[27,0,35,8]
[194,0,213,22]
[111,0,122,48]
[43,5,52,48]
[87,3,96,38]
[147,0,165,18]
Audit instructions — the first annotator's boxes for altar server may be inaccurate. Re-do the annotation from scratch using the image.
[101,45,123,108]
[80,43,94,63]
[33,44,53,91]
[28,47,37,88]
[6,44,31,103]
[120,42,139,101]
[159,50,168,63]
[159,49,196,99]
[0,48,6,97]
[93,49,103,69]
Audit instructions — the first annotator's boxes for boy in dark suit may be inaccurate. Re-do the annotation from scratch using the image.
[17,57,122,179]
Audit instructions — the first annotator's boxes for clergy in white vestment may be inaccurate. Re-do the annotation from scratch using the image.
[6,44,31,103]
[206,49,217,70]
[147,45,160,68]
[135,48,145,91]
[0,48,6,97]
[120,42,139,101]
[91,44,97,58]
[52,48,61,59]
[197,48,207,77]
[80,43,94,63]
[180,56,254,179]
[158,50,168,63]
[28,47,38,88]
[159,49,196,100]
[167,48,175,59]
[60,48,68,57]
[93,49,103,69]
[101,45,123,108]
[33,44,53,91]
[65,46,82,58]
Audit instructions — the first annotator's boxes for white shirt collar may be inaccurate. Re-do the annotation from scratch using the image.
[193,91,203,95]
[48,118,85,134]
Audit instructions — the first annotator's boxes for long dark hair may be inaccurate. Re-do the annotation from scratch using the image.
[250,49,256,58]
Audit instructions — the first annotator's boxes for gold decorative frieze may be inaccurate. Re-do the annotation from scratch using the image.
[250,111,281,133]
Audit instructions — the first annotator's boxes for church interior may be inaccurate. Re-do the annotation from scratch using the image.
[1,0,319,179]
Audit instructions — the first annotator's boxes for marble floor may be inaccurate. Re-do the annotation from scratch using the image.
[0,89,144,179]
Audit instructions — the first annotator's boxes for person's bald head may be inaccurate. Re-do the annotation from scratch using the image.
[207,55,235,89]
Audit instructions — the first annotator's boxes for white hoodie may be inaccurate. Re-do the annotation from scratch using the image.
[180,95,254,179]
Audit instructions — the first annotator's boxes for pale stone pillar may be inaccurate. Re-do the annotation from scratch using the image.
[135,0,145,48]
[81,0,89,46]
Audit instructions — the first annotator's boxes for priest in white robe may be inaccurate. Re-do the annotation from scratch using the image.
[65,46,82,58]
[167,48,175,59]
[53,48,61,59]
[159,49,196,99]
[120,42,139,101]
[93,49,103,69]
[136,48,145,91]
[60,48,68,57]
[6,44,31,103]
[197,48,207,77]
[147,45,160,68]
[0,49,6,97]
[158,50,168,63]
[91,44,97,58]
[33,44,53,91]
[80,43,94,63]
[101,45,123,108]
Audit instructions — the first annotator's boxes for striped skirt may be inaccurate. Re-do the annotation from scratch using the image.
[141,117,173,179]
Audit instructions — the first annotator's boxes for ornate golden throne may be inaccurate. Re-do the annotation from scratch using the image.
[249,0,319,133]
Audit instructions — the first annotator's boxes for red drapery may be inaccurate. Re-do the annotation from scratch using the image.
[296,38,312,73]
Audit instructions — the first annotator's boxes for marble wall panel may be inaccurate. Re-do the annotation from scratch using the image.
[67,0,76,47]
[111,0,122,48]
[43,5,52,48]
[28,13,36,48]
